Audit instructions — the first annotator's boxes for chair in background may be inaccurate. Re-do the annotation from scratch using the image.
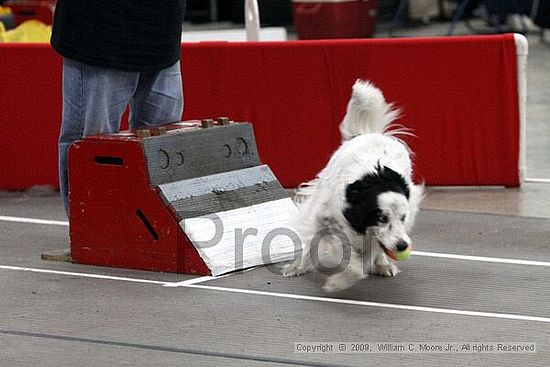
[389,0,534,36]
[447,0,533,35]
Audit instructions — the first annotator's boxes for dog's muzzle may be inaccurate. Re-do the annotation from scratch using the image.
[378,241,412,261]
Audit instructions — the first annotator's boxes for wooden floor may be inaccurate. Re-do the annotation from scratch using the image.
[1,194,549,366]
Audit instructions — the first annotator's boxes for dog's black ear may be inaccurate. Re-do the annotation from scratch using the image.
[345,180,366,204]
[344,177,379,234]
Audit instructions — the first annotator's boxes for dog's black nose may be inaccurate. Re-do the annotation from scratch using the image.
[395,241,409,252]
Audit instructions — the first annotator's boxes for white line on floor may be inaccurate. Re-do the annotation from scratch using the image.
[162,266,260,287]
[163,276,220,287]
[0,265,169,285]
[0,265,218,287]
[1,214,549,268]
[1,264,549,324]
[164,266,260,288]
[0,215,69,226]
[525,178,550,184]
[186,284,550,324]
[413,251,550,267]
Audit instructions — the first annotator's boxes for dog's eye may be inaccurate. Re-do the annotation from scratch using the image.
[401,215,406,222]
[378,214,389,224]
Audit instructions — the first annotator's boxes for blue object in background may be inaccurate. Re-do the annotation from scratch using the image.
[484,0,533,16]
[0,10,16,30]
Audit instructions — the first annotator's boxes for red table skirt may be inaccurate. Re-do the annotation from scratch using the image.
[0,34,521,190]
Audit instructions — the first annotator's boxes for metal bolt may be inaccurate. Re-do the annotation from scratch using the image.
[217,117,230,126]
[201,119,215,128]
[135,129,151,138]
[150,126,167,136]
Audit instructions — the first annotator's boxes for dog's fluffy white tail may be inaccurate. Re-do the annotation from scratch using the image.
[339,80,401,141]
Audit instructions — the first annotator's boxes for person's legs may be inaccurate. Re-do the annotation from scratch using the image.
[58,58,139,215]
[129,61,184,129]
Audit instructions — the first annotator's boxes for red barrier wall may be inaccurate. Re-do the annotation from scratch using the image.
[0,35,520,190]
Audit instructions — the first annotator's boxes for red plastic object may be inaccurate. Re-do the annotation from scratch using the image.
[4,0,56,26]
[292,0,378,39]
[68,125,209,275]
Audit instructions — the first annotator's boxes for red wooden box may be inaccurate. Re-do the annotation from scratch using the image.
[67,119,292,276]
[68,123,210,275]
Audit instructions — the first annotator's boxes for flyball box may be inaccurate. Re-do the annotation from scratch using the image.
[68,119,297,275]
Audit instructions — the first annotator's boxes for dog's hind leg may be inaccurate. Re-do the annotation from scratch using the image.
[282,234,314,277]
[322,250,367,292]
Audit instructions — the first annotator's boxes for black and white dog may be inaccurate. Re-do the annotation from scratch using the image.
[283,80,423,292]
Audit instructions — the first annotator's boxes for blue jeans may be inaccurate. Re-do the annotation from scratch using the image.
[59,58,184,215]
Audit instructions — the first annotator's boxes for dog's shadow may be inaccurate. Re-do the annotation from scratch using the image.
[297,261,425,303]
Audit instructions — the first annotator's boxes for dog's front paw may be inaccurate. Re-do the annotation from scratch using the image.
[374,263,401,277]
[282,260,309,277]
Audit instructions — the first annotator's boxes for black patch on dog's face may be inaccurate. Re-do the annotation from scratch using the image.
[343,165,410,234]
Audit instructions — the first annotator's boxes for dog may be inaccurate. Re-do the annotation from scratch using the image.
[283,80,423,292]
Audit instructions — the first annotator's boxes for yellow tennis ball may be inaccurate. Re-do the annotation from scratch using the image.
[393,248,411,261]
